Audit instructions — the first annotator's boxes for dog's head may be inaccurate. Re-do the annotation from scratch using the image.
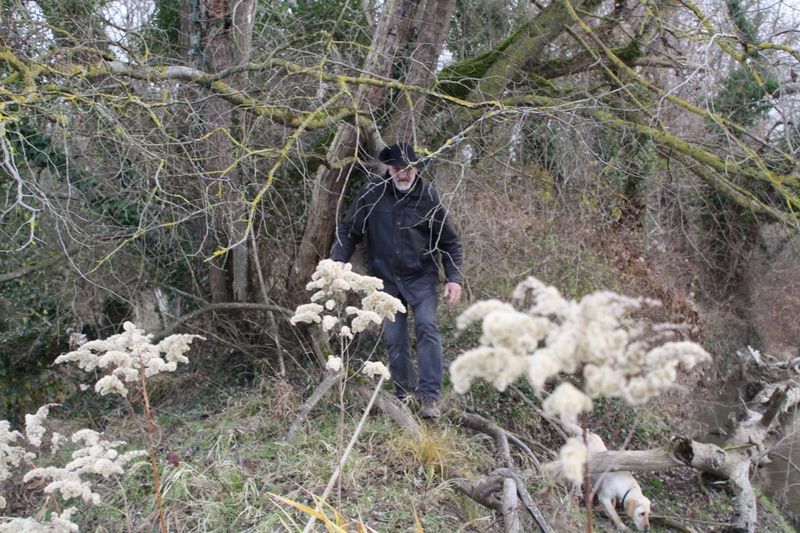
[624,495,651,531]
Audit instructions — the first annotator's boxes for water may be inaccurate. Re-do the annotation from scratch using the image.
[754,409,799,526]
[697,378,799,528]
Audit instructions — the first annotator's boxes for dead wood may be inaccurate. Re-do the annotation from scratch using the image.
[454,476,504,511]
[455,411,553,533]
[651,515,699,533]
[541,440,756,531]
[501,477,522,533]
[493,467,553,533]
[352,385,420,435]
[286,371,344,442]
[539,365,800,533]
[458,412,514,467]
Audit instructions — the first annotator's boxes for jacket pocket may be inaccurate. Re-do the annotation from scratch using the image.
[400,208,428,273]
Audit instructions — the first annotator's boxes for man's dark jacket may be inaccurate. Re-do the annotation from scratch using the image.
[330,175,463,306]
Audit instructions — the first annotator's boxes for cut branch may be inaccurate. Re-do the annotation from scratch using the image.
[285,371,344,442]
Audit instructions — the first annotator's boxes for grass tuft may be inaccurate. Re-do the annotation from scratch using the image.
[387,423,469,483]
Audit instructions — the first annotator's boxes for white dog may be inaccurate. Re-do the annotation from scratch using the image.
[563,421,651,532]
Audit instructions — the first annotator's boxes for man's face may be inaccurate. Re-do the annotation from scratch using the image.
[388,164,417,191]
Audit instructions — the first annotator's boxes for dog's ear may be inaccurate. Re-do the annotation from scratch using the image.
[640,496,651,513]
[624,497,638,518]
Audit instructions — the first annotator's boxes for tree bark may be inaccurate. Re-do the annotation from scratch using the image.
[290,0,423,294]
[188,0,256,303]
[385,0,458,144]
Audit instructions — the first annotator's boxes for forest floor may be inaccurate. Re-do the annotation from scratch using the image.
[7,219,798,531]
[29,330,796,532]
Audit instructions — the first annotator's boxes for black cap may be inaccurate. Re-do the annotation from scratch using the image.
[378,142,423,168]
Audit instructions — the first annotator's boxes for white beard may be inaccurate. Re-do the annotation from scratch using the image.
[392,176,415,191]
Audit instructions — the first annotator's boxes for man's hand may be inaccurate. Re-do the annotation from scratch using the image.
[443,282,462,305]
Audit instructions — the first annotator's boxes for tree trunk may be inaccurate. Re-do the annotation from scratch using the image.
[290,0,423,293]
[385,0,458,144]
[188,0,256,302]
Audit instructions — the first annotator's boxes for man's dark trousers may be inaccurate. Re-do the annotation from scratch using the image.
[382,291,442,400]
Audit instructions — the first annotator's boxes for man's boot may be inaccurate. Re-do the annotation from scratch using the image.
[419,397,441,419]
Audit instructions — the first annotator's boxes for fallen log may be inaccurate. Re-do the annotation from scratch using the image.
[541,375,799,533]
[542,438,756,531]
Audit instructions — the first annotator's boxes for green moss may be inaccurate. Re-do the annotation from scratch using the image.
[612,41,642,63]
[436,22,531,98]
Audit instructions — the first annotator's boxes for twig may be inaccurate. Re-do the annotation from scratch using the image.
[583,433,593,533]
[767,451,800,476]
[505,430,542,471]
[510,385,568,441]
[152,302,291,341]
[0,245,81,283]
[302,376,385,533]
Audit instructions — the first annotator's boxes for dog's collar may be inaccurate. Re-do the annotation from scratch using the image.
[621,487,634,507]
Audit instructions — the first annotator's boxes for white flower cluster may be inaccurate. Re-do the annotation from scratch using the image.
[0,421,26,488]
[451,277,710,423]
[290,260,406,336]
[362,361,391,381]
[1,404,145,530]
[325,356,343,372]
[449,347,530,394]
[54,322,203,398]
[0,507,79,532]
[560,437,587,484]
[24,429,146,505]
[25,405,54,449]
[1,410,58,511]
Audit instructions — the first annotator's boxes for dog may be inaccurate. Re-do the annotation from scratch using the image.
[562,420,651,532]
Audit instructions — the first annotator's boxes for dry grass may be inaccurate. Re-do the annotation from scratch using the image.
[386,423,471,483]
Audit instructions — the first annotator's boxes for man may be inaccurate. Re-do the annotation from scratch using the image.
[330,142,463,418]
